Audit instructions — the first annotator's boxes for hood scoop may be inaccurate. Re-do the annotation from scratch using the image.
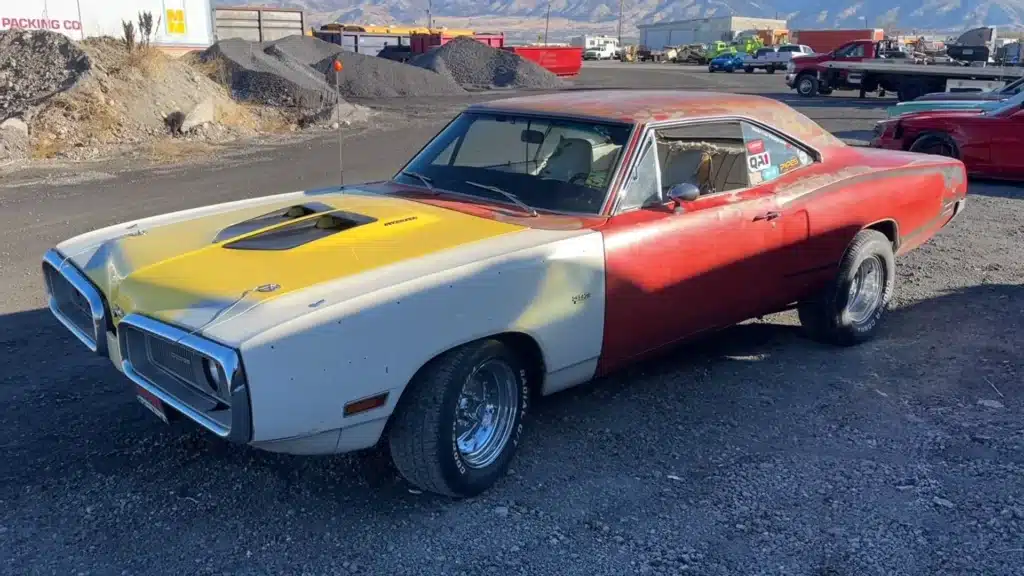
[212,202,335,244]
[223,210,377,251]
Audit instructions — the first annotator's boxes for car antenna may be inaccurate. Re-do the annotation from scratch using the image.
[331,58,345,190]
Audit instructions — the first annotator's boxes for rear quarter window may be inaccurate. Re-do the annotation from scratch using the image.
[740,123,814,185]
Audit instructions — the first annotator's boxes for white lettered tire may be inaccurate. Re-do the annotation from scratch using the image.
[388,339,529,497]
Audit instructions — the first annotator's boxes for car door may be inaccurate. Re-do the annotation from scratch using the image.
[984,107,1024,179]
[596,121,796,374]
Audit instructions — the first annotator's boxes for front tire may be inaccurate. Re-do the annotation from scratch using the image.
[909,132,959,159]
[388,339,530,497]
[798,230,895,346]
[796,74,818,97]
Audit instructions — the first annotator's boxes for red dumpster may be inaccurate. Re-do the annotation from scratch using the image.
[504,46,583,77]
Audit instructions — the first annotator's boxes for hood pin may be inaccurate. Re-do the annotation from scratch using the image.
[256,283,280,293]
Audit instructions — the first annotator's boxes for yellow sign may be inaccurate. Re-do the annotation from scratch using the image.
[166,9,186,35]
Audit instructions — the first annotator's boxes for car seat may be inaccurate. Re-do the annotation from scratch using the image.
[538,137,593,182]
[659,144,714,195]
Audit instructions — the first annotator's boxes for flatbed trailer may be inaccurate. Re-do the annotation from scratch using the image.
[819,60,1024,101]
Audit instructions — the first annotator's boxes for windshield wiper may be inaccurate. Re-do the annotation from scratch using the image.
[465,181,538,217]
[400,170,435,191]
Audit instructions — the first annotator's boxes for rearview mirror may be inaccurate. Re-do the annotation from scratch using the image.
[521,129,545,145]
[667,183,700,212]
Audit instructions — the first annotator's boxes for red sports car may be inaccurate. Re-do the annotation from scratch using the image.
[871,91,1024,180]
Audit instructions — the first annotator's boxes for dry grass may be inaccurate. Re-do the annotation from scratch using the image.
[29,136,66,160]
[124,46,169,79]
[147,139,219,162]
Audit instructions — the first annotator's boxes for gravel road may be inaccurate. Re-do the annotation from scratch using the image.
[2,62,1022,576]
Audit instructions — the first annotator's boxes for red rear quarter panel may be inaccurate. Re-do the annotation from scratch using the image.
[783,146,967,267]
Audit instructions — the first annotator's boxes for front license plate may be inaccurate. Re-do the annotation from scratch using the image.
[136,386,170,424]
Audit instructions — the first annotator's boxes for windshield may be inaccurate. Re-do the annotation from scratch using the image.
[394,111,633,215]
[986,89,1024,116]
[1000,76,1024,95]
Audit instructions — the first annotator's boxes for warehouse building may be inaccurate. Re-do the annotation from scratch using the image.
[3,0,215,55]
[638,16,787,49]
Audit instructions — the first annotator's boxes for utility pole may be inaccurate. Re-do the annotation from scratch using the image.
[427,0,432,29]
[617,0,623,45]
[544,1,551,44]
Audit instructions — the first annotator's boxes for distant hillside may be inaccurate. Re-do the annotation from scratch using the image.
[218,0,1024,39]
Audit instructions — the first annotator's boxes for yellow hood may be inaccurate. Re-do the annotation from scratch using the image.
[71,191,525,328]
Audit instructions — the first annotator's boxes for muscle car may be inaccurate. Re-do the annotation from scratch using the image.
[872,90,1024,180]
[43,90,968,497]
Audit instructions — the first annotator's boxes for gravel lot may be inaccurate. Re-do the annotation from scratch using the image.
[2,61,1022,576]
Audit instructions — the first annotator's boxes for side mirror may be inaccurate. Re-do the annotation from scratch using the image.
[667,183,700,212]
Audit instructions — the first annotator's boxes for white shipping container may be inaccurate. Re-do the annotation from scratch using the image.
[1,0,213,51]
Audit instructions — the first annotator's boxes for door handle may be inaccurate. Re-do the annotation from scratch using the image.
[753,211,780,222]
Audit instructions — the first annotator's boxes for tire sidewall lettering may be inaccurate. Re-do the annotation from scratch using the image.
[448,355,528,478]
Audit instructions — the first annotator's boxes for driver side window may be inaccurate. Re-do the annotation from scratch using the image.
[618,138,661,211]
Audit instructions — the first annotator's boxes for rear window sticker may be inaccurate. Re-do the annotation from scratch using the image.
[747,151,771,172]
[746,139,765,154]
[761,165,780,181]
[779,157,800,173]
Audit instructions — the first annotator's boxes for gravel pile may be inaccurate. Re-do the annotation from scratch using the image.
[200,35,464,105]
[0,30,90,121]
[410,36,564,89]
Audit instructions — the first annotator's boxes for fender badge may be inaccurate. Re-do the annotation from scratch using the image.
[255,283,280,293]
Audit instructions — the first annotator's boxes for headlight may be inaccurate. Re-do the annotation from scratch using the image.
[787,62,795,72]
[202,357,227,396]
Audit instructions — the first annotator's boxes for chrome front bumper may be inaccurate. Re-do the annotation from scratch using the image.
[42,249,253,443]
[785,73,795,87]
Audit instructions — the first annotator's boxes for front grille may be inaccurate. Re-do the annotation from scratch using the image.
[121,324,223,410]
[44,263,95,339]
[116,314,250,442]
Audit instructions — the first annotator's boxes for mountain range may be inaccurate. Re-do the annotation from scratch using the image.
[230,0,1024,40]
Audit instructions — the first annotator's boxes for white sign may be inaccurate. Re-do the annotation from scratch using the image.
[1,0,84,38]
[747,151,771,172]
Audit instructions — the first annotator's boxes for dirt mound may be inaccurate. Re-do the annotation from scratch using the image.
[199,35,464,103]
[410,37,564,90]
[0,30,91,121]
[27,37,287,161]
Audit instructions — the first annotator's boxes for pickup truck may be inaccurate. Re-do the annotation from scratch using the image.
[786,38,1023,100]
[743,44,814,73]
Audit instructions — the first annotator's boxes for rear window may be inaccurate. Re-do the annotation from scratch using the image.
[756,48,773,56]
[778,45,796,53]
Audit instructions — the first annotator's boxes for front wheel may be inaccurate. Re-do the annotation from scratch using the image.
[767,67,776,74]
[744,66,754,73]
[796,74,818,97]
[797,229,895,346]
[909,132,959,159]
[388,339,530,497]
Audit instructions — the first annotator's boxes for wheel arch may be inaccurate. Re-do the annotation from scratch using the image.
[907,130,960,159]
[383,331,548,434]
[864,218,900,252]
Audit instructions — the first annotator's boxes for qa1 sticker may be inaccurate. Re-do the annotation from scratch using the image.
[761,165,781,181]
[747,151,771,172]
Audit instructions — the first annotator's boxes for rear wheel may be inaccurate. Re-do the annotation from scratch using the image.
[767,67,776,74]
[909,132,959,159]
[798,230,895,346]
[388,339,530,497]
[744,66,754,73]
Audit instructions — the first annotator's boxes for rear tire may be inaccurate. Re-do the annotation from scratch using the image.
[798,230,895,347]
[388,339,530,497]
[767,67,776,74]
[744,66,754,73]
